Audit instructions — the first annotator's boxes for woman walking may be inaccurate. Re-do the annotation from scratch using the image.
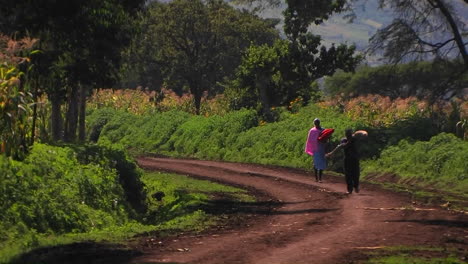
[305,118,326,182]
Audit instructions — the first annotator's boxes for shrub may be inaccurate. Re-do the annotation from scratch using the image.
[362,133,468,194]
[0,144,132,241]
[165,109,258,159]
[86,108,118,142]
[89,108,192,154]
[96,110,139,147]
[71,144,148,216]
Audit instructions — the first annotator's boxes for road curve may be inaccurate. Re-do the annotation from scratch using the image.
[133,157,468,264]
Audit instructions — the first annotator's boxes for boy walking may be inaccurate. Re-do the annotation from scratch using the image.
[327,129,366,194]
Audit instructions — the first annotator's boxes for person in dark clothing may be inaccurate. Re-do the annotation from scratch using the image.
[326,129,366,194]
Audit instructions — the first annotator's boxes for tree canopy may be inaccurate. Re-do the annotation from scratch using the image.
[127,0,280,114]
[0,0,145,143]
[367,0,468,69]
[225,0,361,119]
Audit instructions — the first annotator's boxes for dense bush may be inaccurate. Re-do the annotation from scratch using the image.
[96,110,139,147]
[362,133,468,195]
[86,107,118,142]
[88,108,192,153]
[71,144,148,215]
[220,105,365,170]
[0,144,138,243]
[164,109,259,159]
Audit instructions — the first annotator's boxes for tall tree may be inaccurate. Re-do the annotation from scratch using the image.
[139,0,279,114]
[232,40,289,119]
[231,0,361,108]
[1,0,145,142]
[231,37,360,120]
[368,0,468,69]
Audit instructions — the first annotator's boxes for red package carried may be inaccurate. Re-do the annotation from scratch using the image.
[318,128,334,142]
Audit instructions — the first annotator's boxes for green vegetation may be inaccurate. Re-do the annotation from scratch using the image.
[362,133,468,197]
[324,61,468,100]
[89,103,467,209]
[2,0,467,262]
[366,255,465,264]
[363,246,465,264]
[88,104,365,170]
[143,172,252,231]
[0,143,252,263]
[341,245,466,264]
[0,143,138,262]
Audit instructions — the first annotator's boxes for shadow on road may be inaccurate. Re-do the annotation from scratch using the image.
[197,199,338,216]
[10,242,142,264]
[387,219,468,228]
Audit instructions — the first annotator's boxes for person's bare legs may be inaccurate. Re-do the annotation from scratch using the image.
[314,168,323,182]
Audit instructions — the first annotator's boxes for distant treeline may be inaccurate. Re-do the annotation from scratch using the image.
[324,60,468,100]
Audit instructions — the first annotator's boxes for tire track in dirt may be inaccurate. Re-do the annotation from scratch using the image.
[133,157,468,264]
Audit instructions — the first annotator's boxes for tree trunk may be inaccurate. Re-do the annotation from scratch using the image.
[194,91,201,115]
[64,86,79,142]
[50,95,63,141]
[258,76,273,121]
[78,84,87,142]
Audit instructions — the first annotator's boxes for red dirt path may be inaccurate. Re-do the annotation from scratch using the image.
[133,157,467,264]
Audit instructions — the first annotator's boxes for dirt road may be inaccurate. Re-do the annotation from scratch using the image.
[134,157,467,264]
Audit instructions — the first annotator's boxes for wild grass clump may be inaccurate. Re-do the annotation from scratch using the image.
[362,133,468,196]
[142,172,251,231]
[366,255,465,264]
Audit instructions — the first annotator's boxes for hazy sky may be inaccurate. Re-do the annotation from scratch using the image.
[255,0,467,64]
[155,0,468,64]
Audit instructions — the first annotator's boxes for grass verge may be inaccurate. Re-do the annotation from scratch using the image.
[354,246,466,264]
